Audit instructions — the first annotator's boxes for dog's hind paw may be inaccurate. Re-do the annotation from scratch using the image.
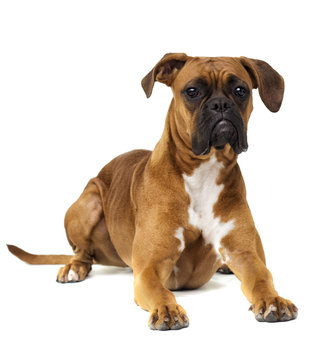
[56,261,91,283]
[217,264,233,274]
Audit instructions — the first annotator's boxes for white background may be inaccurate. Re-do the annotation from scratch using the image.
[1,0,335,359]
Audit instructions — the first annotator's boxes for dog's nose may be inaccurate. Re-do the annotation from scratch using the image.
[208,97,231,113]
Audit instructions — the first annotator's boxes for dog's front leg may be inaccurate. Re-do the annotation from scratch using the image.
[222,230,298,322]
[132,227,189,331]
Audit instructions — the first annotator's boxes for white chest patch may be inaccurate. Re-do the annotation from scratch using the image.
[182,154,235,262]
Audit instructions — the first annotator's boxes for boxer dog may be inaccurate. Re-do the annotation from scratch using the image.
[8,53,298,330]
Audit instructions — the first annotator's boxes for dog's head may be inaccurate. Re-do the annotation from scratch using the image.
[142,53,284,156]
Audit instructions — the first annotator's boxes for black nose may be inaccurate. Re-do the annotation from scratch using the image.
[207,97,232,113]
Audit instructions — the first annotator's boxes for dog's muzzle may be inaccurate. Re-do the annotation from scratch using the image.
[210,118,247,154]
[211,119,237,149]
[192,97,248,156]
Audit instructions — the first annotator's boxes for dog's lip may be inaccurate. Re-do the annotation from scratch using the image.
[196,119,234,156]
[210,118,248,154]
[213,118,234,130]
[193,117,247,156]
[199,144,211,155]
[210,118,237,142]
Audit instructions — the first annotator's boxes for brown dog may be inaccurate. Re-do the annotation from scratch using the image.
[8,53,298,330]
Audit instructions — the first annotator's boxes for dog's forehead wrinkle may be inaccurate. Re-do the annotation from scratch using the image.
[191,57,239,70]
[182,66,243,92]
[184,76,209,90]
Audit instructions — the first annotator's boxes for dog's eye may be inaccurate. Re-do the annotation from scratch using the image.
[186,88,201,98]
[234,87,247,98]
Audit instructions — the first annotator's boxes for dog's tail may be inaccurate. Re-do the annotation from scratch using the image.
[7,244,73,265]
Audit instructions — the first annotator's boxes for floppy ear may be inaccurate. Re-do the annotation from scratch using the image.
[239,57,285,112]
[141,53,189,98]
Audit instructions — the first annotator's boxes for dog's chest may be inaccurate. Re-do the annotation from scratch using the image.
[182,155,235,259]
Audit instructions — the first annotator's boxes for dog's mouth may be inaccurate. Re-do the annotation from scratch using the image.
[196,118,248,156]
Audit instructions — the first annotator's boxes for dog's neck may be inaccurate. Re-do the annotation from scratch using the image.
[150,99,238,176]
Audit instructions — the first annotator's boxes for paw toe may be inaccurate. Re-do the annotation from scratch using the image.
[156,321,170,331]
[170,315,189,330]
[264,305,278,322]
[255,307,265,322]
[67,269,79,282]
[279,307,292,321]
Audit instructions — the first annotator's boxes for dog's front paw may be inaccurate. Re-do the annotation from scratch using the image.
[249,296,298,322]
[149,304,189,331]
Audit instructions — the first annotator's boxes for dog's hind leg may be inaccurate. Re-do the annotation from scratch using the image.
[56,180,102,282]
[57,178,126,283]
